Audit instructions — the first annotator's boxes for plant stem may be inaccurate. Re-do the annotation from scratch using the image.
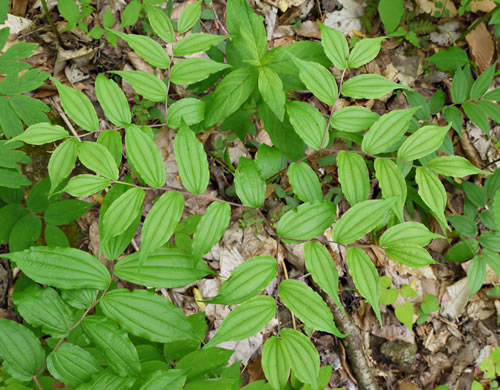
[457,4,500,42]
[40,0,66,49]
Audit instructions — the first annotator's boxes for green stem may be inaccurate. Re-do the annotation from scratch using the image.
[457,4,500,42]
[40,0,66,49]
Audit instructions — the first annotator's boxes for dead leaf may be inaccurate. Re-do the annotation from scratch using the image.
[470,0,497,12]
[465,21,494,72]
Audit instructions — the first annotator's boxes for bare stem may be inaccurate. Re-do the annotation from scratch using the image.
[40,0,66,48]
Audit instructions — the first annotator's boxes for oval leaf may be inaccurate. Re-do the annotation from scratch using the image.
[294,57,337,105]
[262,336,290,390]
[286,101,327,150]
[9,122,68,145]
[288,162,322,203]
[397,124,451,161]
[318,22,348,70]
[385,245,438,267]
[192,201,231,259]
[111,30,170,68]
[337,151,369,206]
[64,174,110,197]
[374,158,407,222]
[48,138,79,193]
[415,167,448,230]
[427,156,489,177]
[171,58,231,85]
[341,74,406,99]
[234,157,266,207]
[173,33,229,56]
[331,106,379,132]
[110,70,167,102]
[95,74,131,126]
[168,98,205,129]
[78,141,119,181]
[348,37,384,68]
[177,0,201,34]
[47,343,100,386]
[379,222,443,247]
[146,5,174,43]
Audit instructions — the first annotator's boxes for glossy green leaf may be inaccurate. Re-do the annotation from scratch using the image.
[262,337,290,390]
[146,5,174,43]
[109,70,167,102]
[294,57,337,105]
[374,159,407,222]
[331,106,378,132]
[467,255,486,297]
[341,74,406,99]
[205,296,276,348]
[332,198,396,245]
[78,141,119,181]
[398,124,450,161]
[125,125,166,188]
[47,343,100,386]
[234,157,266,207]
[379,222,442,247]
[192,201,231,259]
[258,66,286,121]
[277,201,336,242]
[427,156,488,177]
[470,62,496,100]
[346,247,381,325]
[173,33,229,56]
[48,137,79,193]
[95,74,131,126]
[100,289,194,342]
[3,246,111,289]
[415,167,448,230]
[288,162,322,203]
[337,151,369,206]
[210,256,277,304]
[178,0,201,33]
[171,58,231,85]
[348,37,384,69]
[174,123,209,194]
[318,22,348,70]
[286,101,327,150]
[111,30,170,68]
[385,246,437,267]
[8,122,68,145]
[168,98,205,129]
[64,174,110,197]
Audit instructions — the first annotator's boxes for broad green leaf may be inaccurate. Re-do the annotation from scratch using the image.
[337,151,369,206]
[125,125,166,188]
[78,141,119,181]
[45,224,69,247]
[0,204,26,244]
[192,201,231,259]
[3,247,111,289]
[0,319,45,382]
[484,88,500,101]
[205,296,276,348]
[374,159,407,222]
[100,289,195,342]
[406,91,430,120]
[397,124,450,161]
[478,100,500,123]
[140,369,186,390]
[467,255,486,297]
[395,301,413,328]
[58,0,79,29]
[77,368,136,390]
[0,169,31,189]
[61,288,98,309]
[346,248,381,325]
[348,37,384,68]
[48,137,79,193]
[341,74,406,99]
[331,198,396,245]
[463,101,490,136]
[173,33,229,56]
[415,167,448,230]
[443,105,463,134]
[146,5,174,43]
[280,328,319,389]
[210,256,277,304]
[95,74,131,126]
[463,181,487,208]
[8,214,41,252]
[288,162,322,203]
[109,71,167,102]
[479,232,500,252]
[64,174,110,197]
[258,66,286,121]
[483,249,500,277]
[204,67,258,127]
[110,30,170,68]
[47,343,100,386]
[8,122,68,145]
[470,62,496,100]
[379,222,442,247]
[168,98,205,129]
[44,199,91,225]
[81,316,141,377]
[277,201,336,242]
[98,130,122,166]
[448,215,477,237]
[177,0,201,34]
[140,191,184,266]
[234,157,266,207]
[293,57,337,105]
[176,348,234,380]
[279,279,344,337]
[52,79,99,131]
[485,169,500,199]
[304,242,343,311]
[427,46,468,71]
[115,248,213,288]
[362,108,418,154]
[451,67,469,104]
[444,239,479,262]
[256,144,286,179]
[174,123,209,194]
[171,58,231,85]
[121,0,142,27]
[318,22,348,70]
[385,246,437,267]
[495,189,500,230]
[378,0,403,32]
[262,337,290,390]
[286,101,327,150]
[331,106,379,132]
[427,156,489,177]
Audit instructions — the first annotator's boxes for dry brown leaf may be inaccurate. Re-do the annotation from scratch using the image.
[465,21,494,71]
[471,0,497,12]
[296,20,321,39]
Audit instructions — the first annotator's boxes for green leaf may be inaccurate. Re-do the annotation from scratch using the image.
[45,224,70,248]
[470,62,496,100]
[78,141,119,181]
[3,247,111,289]
[463,101,490,136]
[337,151,369,206]
[348,37,384,68]
[61,288,98,309]
[173,33,229,56]
[125,125,166,188]
[258,66,286,121]
[115,248,212,288]
[98,130,123,166]
[463,181,487,208]
[0,319,45,382]
[484,88,500,101]
[168,98,205,129]
[58,0,80,30]
[451,67,469,104]
[8,122,68,145]
[121,0,142,27]
[379,222,442,247]
[174,123,209,194]
[427,46,468,72]
[346,247,381,325]
[48,138,79,193]
[176,348,233,380]
[277,201,336,242]
[443,105,463,134]
[293,57,337,105]
[415,167,448,230]
[374,159,407,222]
[286,101,327,150]
[341,74,406,99]
[110,30,170,68]
[262,337,290,390]
[331,198,396,245]
[478,100,500,123]
[81,316,141,377]
[318,22,348,70]
[448,215,477,237]
[427,156,488,177]
[279,279,344,337]
[483,249,500,277]
[479,232,500,252]
[140,369,186,390]
[204,67,258,127]
[178,0,201,34]
[385,246,437,267]
[331,106,378,132]
[467,255,486,297]
[52,79,99,131]
[395,301,414,328]
[0,96,23,138]
[378,0,403,32]
[78,368,136,389]
[0,204,27,244]
[485,169,500,199]
[362,108,418,154]
[95,74,131,126]
[146,5,174,43]
[0,168,30,189]
[103,7,114,28]
[288,162,322,203]
[171,58,231,85]
[205,296,276,348]
[109,71,167,102]
[100,289,194,343]
[397,124,451,161]
[210,256,277,304]
[44,199,92,225]
[192,201,231,259]
[280,328,319,389]
[444,239,479,262]
[8,214,41,252]
[47,343,100,386]
[64,174,110,197]
[256,145,286,179]
[234,157,266,207]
